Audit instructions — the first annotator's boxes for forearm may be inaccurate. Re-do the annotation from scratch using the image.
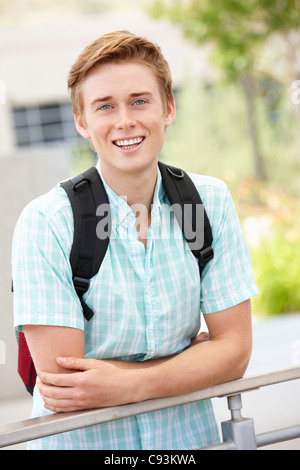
[133,336,250,403]
[38,336,250,413]
[38,301,252,412]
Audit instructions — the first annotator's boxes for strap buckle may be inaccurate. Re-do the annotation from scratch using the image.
[73,276,90,294]
[166,166,185,179]
[199,246,214,268]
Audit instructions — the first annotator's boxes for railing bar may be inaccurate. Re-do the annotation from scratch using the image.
[256,425,300,448]
[0,366,299,448]
[202,440,237,451]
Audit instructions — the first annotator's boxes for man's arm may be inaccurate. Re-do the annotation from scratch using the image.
[147,299,252,398]
[23,325,85,375]
[37,299,252,412]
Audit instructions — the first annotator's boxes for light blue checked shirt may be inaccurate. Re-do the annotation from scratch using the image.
[12,163,258,450]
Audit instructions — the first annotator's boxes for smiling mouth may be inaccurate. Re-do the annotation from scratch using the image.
[113,136,145,150]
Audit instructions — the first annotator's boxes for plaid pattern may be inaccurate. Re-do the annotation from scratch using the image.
[12,164,258,450]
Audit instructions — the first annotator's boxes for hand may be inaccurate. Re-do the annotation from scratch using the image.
[38,357,138,413]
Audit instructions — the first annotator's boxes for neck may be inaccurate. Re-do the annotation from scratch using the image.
[99,161,158,213]
[100,162,157,249]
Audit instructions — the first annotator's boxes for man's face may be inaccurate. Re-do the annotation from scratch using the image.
[75,61,175,179]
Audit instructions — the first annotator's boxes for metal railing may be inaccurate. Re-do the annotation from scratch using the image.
[0,366,300,450]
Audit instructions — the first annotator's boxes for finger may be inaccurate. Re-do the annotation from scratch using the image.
[42,395,76,411]
[44,403,81,413]
[56,356,96,371]
[38,370,77,387]
[38,381,73,400]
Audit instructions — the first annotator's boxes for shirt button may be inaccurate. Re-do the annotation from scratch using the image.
[146,286,152,294]
[133,240,139,248]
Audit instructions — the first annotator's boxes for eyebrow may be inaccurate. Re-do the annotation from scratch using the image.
[130,92,153,98]
[90,91,153,108]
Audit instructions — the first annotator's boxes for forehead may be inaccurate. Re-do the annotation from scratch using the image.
[81,61,161,104]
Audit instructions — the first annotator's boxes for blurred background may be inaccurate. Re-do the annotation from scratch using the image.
[0,0,299,450]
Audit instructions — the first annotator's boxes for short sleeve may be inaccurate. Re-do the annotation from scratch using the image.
[12,196,84,331]
[200,185,258,313]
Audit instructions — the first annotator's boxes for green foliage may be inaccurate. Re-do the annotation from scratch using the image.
[161,77,299,187]
[255,0,300,32]
[234,176,300,316]
[251,234,300,316]
[151,0,300,80]
[152,0,261,80]
[162,80,253,176]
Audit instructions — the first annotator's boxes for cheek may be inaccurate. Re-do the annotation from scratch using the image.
[147,112,167,135]
[88,121,111,143]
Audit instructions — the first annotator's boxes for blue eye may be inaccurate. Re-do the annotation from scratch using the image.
[99,104,111,111]
[134,99,145,106]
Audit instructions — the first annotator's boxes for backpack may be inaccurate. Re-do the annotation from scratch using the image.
[15,163,214,395]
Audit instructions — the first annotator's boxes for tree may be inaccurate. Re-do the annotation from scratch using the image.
[152,0,300,180]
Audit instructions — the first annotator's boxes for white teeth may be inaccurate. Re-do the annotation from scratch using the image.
[114,137,144,147]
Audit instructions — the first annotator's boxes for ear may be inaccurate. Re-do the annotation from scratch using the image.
[164,95,176,128]
[74,112,91,140]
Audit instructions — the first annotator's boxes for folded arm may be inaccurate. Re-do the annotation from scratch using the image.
[31,299,252,413]
[23,325,85,375]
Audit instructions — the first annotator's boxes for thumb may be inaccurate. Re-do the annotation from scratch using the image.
[56,356,92,371]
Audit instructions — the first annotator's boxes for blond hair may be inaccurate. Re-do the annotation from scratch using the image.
[67,30,173,116]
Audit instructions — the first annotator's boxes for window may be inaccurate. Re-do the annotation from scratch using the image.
[12,102,79,148]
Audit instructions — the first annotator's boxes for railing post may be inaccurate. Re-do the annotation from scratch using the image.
[221,394,257,450]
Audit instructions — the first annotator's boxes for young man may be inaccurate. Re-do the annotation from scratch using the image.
[12,31,258,450]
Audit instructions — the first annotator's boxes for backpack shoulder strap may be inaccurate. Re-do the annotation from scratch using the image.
[158,162,214,275]
[60,167,111,321]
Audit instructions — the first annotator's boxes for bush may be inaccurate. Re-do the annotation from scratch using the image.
[251,233,300,316]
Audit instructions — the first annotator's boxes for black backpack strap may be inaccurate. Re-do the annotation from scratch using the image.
[60,167,111,321]
[158,162,214,275]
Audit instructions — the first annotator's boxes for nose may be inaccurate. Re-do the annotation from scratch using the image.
[114,105,136,130]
